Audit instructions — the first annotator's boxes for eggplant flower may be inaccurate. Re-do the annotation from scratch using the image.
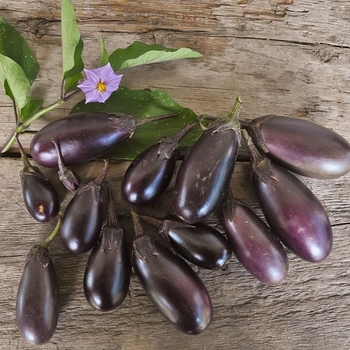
[78,63,122,103]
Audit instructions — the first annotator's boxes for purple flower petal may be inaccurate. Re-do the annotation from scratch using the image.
[77,63,123,104]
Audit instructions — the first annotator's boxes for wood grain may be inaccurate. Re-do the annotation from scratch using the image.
[0,0,350,349]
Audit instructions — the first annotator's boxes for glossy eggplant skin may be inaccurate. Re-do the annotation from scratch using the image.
[84,228,131,311]
[16,245,59,345]
[21,169,60,222]
[245,115,350,179]
[121,143,176,205]
[252,161,333,262]
[173,127,239,224]
[133,236,213,334]
[30,112,135,168]
[222,197,288,284]
[61,185,104,254]
[162,220,231,270]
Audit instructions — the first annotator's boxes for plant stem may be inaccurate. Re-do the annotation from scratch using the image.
[41,213,62,248]
[1,89,82,153]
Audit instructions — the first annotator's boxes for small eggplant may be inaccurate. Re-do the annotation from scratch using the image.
[243,131,333,263]
[173,99,242,224]
[16,244,59,345]
[222,192,288,284]
[131,207,213,335]
[61,161,109,254]
[84,184,130,311]
[121,123,196,205]
[17,136,60,222]
[242,115,350,179]
[140,215,231,270]
[30,112,177,168]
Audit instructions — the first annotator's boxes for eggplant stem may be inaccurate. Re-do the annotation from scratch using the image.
[94,160,110,185]
[129,205,144,238]
[134,112,178,126]
[42,213,62,248]
[139,215,162,229]
[15,135,32,169]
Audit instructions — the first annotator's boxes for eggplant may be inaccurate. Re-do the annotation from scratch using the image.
[140,215,231,270]
[173,100,242,224]
[17,136,59,222]
[30,112,177,168]
[222,193,288,284]
[131,207,213,334]
[242,115,350,179]
[84,184,130,311]
[16,245,59,345]
[243,131,333,262]
[61,161,109,254]
[121,123,196,205]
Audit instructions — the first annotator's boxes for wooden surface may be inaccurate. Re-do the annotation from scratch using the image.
[0,1,350,349]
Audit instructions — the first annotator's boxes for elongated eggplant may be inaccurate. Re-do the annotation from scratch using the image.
[30,112,177,168]
[140,215,231,270]
[16,245,59,345]
[121,123,196,205]
[173,99,242,224]
[131,207,213,334]
[61,161,109,254]
[242,115,350,179]
[84,184,130,311]
[17,137,59,222]
[222,193,288,284]
[243,131,333,262]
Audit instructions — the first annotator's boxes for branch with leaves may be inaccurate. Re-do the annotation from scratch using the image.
[0,0,202,159]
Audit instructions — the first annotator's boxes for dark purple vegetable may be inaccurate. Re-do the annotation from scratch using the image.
[16,244,59,345]
[222,192,288,284]
[30,112,177,168]
[131,207,213,335]
[140,215,231,270]
[173,99,242,224]
[243,130,333,262]
[17,136,60,222]
[121,123,196,205]
[84,184,130,311]
[242,115,350,179]
[61,161,109,254]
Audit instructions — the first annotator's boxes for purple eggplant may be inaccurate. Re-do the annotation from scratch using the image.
[16,245,59,345]
[222,193,288,284]
[61,161,109,254]
[131,207,213,334]
[84,184,130,311]
[121,123,196,205]
[242,115,350,179]
[30,112,177,168]
[17,137,59,222]
[243,131,333,262]
[140,215,231,270]
[173,99,242,224]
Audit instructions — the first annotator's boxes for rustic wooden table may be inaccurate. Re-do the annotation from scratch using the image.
[1,1,350,349]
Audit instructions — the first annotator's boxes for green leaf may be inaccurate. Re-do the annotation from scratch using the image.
[100,36,109,66]
[109,41,202,71]
[0,18,39,85]
[71,86,202,160]
[64,71,83,93]
[61,0,84,80]
[20,98,44,121]
[0,54,30,111]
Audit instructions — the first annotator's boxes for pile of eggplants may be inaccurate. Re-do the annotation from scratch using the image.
[14,108,350,345]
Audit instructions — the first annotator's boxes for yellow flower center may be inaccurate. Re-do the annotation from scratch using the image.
[96,81,107,93]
